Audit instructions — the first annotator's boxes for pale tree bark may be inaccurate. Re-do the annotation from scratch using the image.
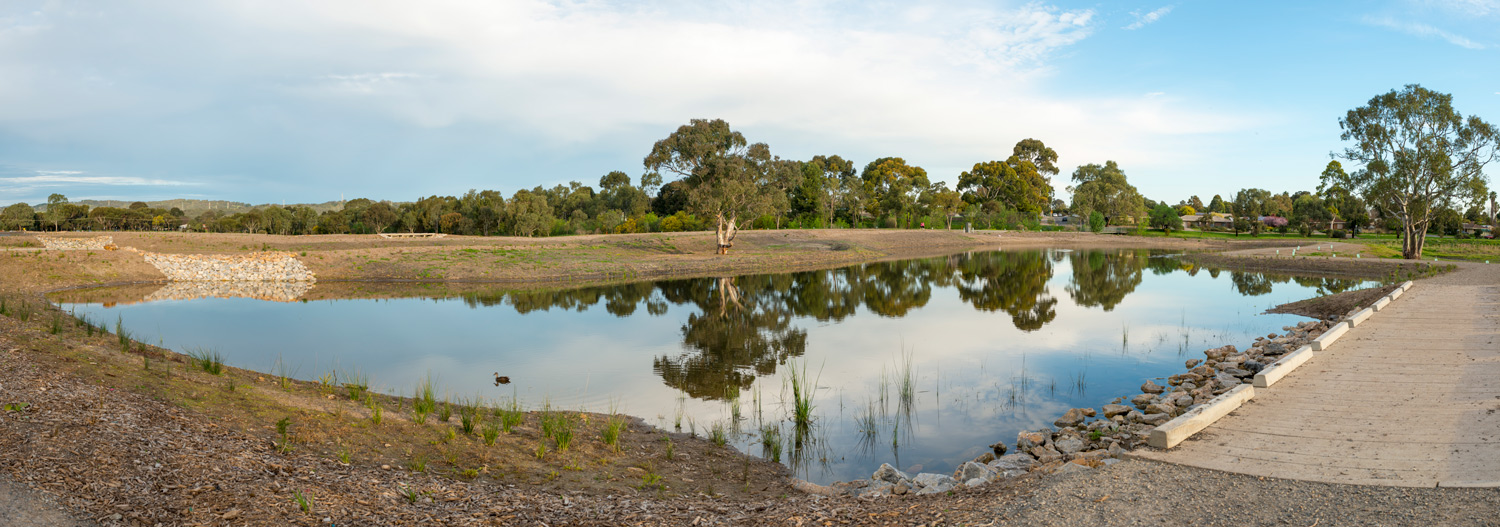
[715,211,738,255]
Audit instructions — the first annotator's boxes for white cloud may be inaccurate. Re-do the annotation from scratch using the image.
[0,0,1264,203]
[0,171,196,201]
[1363,15,1486,49]
[318,73,425,94]
[1124,5,1174,30]
[4,173,192,187]
[1424,0,1500,16]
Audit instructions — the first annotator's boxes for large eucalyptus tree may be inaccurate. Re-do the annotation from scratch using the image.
[1329,85,1497,259]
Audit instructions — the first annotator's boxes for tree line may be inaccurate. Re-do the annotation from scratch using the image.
[0,120,1085,248]
[5,85,1494,261]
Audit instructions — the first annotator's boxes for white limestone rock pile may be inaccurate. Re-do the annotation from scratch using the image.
[142,251,316,282]
[35,235,112,250]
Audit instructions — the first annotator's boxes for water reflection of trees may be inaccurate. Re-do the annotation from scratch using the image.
[653,277,808,399]
[954,251,1056,331]
[1227,272,1367,297]
[450,250,1360,402]
[1066,250,1145,311]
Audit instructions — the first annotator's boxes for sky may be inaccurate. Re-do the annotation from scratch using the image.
[1,0,1497,207]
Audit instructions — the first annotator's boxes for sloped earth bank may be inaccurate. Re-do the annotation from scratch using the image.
[1,231,1489,525]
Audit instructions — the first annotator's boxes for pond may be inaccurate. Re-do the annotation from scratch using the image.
[54,249,1368,485]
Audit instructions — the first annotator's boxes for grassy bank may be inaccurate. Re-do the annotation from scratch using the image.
[1138,229,1500,262]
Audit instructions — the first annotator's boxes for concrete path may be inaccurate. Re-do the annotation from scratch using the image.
[1136,263,1500,487]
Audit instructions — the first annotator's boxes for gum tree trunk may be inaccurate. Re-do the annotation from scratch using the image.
[715,212,738,255]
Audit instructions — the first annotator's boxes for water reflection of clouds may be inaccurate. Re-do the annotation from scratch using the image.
[61,249,1365,485]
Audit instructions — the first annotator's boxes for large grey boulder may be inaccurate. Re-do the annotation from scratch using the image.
[1102,404,1131,418]
[1053,407,1095,428]
[1055,438,1085,454]
[1141,380,1165,394]
[872,463,910,484]
[1016,430,1049,450]
[953,461,996,483]
[1140,412,1170,426]
[1170,393,1194,408]
[858,480,894,498]
[913,473,958,495]
[988,454,1037,472]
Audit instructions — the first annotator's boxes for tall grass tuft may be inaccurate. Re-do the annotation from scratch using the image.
[187,347,224,375]
[412,376,437,424]
[115,316,133,353]
[760,425,783,463]
[896,351,915,413]
[787,361,820,430]
[343,368,369,401]
[273,355,296,391]
[497,398,524,433]
[709,421,727,447]
[48,313,62,334]
[727,387,742,425]
[481,420,500,446]
[438,396,453,423]
[541,412,575,452]
[673,395,685,431]
[458,401,478,436]
[602,414,626,451]
[292,490,313,514]
[856,400,880,442]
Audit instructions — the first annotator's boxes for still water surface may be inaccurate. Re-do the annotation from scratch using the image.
[57,249,1366,484]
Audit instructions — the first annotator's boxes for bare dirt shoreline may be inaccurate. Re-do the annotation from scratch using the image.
[0,230,1481,526]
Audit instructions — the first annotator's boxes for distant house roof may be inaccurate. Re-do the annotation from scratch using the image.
[1184,213,1233,224]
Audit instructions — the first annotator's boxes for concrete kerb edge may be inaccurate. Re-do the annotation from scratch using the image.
[1252,346,1314,388]
[1373,296,1391,311]
[1310,321,1350,351]
[1401,280,1414,291]
[1348,307,1375,327]
[1147,384,1255,449]
[1437,480,1500,488]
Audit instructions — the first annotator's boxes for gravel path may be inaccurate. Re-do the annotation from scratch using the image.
[973,459,1500,526]
[0,475,93,526]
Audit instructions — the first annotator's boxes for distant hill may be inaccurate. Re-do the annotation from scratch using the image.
[69,199,253,215]
[45,199,350,215]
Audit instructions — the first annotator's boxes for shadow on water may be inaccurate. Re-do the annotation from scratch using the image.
[53,249,1372,484]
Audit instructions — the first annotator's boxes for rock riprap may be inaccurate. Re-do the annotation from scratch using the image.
[141,251,316,282]
[35,235,112,250]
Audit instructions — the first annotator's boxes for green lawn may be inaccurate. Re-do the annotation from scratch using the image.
[1133,228,1500,262]
[1136,229,1321,240]
[1349,237,1500,262]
